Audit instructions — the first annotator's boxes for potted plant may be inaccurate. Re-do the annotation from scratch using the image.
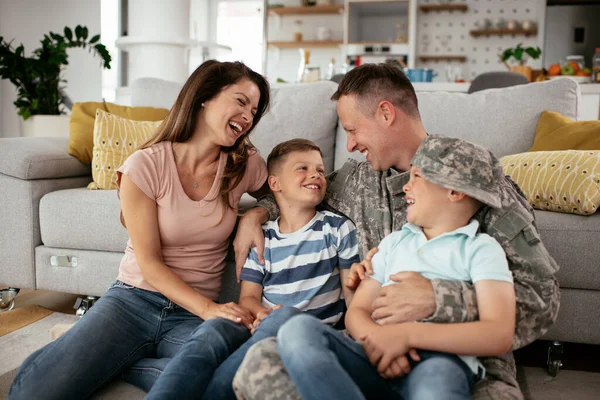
[500,43,542,82]
[0,25,111,137]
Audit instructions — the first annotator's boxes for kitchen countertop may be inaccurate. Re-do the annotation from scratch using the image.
[413,81,600,94]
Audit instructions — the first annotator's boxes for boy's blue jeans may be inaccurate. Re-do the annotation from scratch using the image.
[145,305,303,400]
[277,314,476,400]
[8,281,204,400]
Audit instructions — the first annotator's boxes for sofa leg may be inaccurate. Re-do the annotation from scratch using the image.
[547,340,563,377]
[0,287,20,312]
[74,295,99,317]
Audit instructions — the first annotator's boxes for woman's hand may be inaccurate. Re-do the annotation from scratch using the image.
[234,208,269,281]
[251,304,283,334]
[203,302,255,329]
[345,247,378,290]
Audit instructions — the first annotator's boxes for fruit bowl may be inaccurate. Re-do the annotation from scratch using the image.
[548,75,592,84]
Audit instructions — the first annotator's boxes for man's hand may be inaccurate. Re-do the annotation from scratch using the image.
[361,324,418,376]
[345,247,378,290]
[371,272,436,325]
[234,208,269,281]
[251,304,283,334]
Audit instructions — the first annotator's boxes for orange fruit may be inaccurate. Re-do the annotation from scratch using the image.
[576,70,589,76]
[568,61,581,73]
[548,64,561,76]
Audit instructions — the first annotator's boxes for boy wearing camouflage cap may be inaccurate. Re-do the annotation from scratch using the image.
[276,136,515,400]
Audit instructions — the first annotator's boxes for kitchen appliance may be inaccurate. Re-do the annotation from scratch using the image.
[404,68,438,83]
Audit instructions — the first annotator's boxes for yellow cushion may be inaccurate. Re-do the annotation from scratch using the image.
[500,151,600,215]
[69,102,169,164]
[88,109,163,190]
[529,111,600,152]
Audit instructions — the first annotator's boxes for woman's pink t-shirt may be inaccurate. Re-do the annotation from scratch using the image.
[116,141,267,301]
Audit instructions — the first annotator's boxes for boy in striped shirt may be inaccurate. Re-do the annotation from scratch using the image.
[204,139,360,399]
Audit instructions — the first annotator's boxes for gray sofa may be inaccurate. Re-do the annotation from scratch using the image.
[0,78,599,388]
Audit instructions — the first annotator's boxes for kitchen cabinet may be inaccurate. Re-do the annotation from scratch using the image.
[346,0,410,44]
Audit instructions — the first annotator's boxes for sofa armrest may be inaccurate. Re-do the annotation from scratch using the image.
[0,137,91,180]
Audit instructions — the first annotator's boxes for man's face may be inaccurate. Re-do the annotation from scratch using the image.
[269,150,326,209]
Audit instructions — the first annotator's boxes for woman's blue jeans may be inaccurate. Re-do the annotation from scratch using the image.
[145,306,303,400]
[277,314,475,400]
[8,281,204,400]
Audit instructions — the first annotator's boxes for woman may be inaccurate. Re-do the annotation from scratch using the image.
[9,60,271,400]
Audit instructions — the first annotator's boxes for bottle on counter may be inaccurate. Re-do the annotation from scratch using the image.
[593,48,600,83]
[326,58,335,80]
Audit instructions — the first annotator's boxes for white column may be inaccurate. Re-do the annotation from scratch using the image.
[119,0,191,84]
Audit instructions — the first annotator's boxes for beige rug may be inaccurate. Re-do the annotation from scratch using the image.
[0,305,144,399]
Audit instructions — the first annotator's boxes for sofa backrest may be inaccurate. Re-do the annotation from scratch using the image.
[132,76,581,173]
[334,78,581,168]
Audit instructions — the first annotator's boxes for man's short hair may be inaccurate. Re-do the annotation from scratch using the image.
[331,63,420,119]
[267,139,323,175]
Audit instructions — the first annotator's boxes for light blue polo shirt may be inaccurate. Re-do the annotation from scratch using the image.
[370,219,513,376]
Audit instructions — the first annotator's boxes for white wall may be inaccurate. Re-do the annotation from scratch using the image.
[0,0,102,138]
[544,4,600,69]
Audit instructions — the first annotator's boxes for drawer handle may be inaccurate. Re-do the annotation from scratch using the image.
[50,255,78,267]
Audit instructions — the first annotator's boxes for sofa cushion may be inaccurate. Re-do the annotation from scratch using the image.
[529,110,600,152]
[500,151,600,215]
[535,210,600,291]
[251,81,338,173]
[334,78,581,168]
[88,110,163,190]
[39,188,128,252]
[68,101,169,165]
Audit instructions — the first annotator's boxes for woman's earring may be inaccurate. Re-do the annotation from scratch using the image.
[201,103,205,107]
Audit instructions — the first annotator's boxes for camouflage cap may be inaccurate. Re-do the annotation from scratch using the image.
[411,136,502,208]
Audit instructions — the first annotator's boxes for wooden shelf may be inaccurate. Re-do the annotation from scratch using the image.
[470,28,538,38]
[267,40,343,48]
[419,4,468,13]
[268,5,344,16]
[419,55,467,62]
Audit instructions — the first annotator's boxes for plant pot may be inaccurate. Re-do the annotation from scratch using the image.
[21,115,70,138]
[511,65,532,82]
[293,32,303,42]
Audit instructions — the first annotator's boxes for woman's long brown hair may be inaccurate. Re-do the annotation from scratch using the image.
[121,60,270,227]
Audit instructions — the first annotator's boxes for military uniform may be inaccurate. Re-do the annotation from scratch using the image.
[234,136,560,400]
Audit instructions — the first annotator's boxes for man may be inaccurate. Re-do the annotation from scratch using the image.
[232,63,560,400]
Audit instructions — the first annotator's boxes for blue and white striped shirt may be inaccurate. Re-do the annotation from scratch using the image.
[240,210,360,325]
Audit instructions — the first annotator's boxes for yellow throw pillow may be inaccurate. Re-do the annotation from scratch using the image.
[500,151,600,215]
[529,111,600,152]
[88,109,163,190]
[69,102,169,164]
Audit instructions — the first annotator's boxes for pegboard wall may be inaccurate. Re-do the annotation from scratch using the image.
[416,0,543,82]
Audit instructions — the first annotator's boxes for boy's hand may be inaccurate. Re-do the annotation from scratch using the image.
[251,304,283,334]
[234,208,268,281]
[345,247,378,290]
[380,351,421,379]
[361,324,414,376]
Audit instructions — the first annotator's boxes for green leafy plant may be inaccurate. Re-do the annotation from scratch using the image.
[500,43,542,66]
[0,25,112,120]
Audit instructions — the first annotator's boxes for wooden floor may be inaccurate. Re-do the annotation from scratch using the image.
[1,285,79,315]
